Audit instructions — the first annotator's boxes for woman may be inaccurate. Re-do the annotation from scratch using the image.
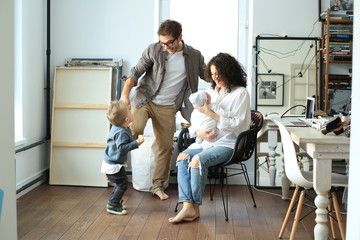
[169,53,251,223]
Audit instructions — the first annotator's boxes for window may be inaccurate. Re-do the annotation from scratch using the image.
[170,0,239,124]
[15,0,25,146]
[170,0,239,89]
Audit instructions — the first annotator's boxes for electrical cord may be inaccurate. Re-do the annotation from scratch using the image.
[252,186,284,198]
[280,104,306,118]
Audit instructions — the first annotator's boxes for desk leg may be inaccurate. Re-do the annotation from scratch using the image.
[313,158,331,240]
[268,129,277,186]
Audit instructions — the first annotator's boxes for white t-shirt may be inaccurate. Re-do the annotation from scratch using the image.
[152,51,186,105]
[101,161,127,174]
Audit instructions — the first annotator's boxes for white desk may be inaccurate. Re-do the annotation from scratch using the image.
[258,117,350,240]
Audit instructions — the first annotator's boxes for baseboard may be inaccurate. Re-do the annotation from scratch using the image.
[16,169,49,198]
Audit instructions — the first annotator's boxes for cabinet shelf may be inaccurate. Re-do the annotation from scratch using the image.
[321,8,352,113]
[327,60,352,64]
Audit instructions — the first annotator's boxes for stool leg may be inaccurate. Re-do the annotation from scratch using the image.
[279,185,300,239]
[289,189,306,240]
[328,196,336,239]
[332,191,346,240]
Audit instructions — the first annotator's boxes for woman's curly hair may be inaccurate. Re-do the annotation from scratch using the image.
[204,52,247,92]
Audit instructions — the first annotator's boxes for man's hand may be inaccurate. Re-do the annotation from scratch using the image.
[120,95,131,109]
[120,77,135,109]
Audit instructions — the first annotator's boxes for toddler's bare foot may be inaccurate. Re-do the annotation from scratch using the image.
[154,190,169,200]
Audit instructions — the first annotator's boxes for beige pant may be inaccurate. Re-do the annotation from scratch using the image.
[130,102,177,193]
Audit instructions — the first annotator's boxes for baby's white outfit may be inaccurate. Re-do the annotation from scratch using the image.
[188,90,217,149]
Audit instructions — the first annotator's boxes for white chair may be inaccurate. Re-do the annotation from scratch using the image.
[274,120,347,240]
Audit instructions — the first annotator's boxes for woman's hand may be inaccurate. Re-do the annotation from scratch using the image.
[196,129,217,142]
[194,101,211,114]
[194,102,220,122]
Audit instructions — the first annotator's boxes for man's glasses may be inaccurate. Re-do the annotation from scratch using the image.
[159,38,177,47]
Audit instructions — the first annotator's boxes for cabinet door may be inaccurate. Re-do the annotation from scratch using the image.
[50,67,112,186]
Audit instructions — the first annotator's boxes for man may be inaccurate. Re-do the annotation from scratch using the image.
[120,19,206,200]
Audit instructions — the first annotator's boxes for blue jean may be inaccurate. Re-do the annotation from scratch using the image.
[176,146,233,205]
[106,167,128,207]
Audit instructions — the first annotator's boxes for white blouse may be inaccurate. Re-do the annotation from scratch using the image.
[188,86,251,149]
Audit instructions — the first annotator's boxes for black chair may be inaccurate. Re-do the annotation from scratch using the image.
[175,110,264,221]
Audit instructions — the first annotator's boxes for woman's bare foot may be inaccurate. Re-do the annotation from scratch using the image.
[154,190,169,200]
[183,205,200,221]
[168,203,199,223]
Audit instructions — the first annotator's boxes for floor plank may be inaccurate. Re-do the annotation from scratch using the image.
[17,183,346,240]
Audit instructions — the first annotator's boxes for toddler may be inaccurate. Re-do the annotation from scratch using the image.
[101,100,144,215]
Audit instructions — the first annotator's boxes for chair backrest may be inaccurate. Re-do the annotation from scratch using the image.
[177,127,195,152]
[177,110,264,166]
[221,110,264,166]
[273,119,313,188]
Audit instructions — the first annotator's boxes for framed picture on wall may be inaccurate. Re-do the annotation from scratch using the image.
[257,73,284,106]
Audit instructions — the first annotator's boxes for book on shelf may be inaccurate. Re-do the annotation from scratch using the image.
[329,25,352,31]
[328,74,352,80]
[331,55,352,61]
[331,51,351,55]
[320,10,354,20]
[329,45,350,52]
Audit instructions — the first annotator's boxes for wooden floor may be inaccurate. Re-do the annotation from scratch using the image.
[17,183,346,240]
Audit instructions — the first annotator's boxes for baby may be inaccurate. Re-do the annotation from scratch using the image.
[188,90,217,148]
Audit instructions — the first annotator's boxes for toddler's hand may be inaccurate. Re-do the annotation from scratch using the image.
[104,175,110,182]
[136,135,144,146]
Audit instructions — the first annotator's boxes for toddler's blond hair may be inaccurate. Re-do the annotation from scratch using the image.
[107,100,128,126]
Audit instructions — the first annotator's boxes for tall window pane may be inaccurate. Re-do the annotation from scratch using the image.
[170,0,238,64]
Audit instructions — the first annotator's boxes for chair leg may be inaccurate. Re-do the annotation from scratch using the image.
[241,163,257,207]
[256,157,260,186]
[174,202,179,212]
[289,189,306,240]
[209,177,216,201]
[290,190,306,240]
[332,191,346,240]
[219,168,229,221]
[328,196,336,239]
[279,185,300,239]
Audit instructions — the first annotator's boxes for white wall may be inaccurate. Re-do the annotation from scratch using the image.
[0,1,18,239]
[51,0,155,77]
[346,1,360,238]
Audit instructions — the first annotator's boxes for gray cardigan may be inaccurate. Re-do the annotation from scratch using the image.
[129,40,206,122]
[104,126,138,165]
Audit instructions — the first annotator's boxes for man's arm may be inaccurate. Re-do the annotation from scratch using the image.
[120,77,135,109]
